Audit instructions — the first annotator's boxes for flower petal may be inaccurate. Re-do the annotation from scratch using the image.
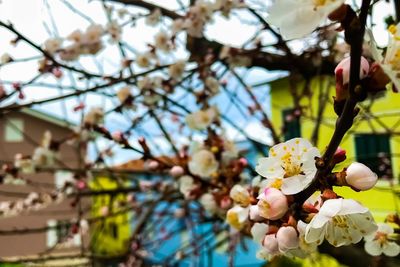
[365,240,382,256]
[383,242,400,257]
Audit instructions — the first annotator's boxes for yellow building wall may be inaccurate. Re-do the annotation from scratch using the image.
[89,176,132,256]
[269,76,400,222]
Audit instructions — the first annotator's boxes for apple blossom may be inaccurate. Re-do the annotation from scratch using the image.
[185,107,218,130]
[117,86,132,104]
[257,187,288,220]
[43,38,62,54]
[345,162,378,191]
[199,193,218,214]
[154,31,171,52]
[229,184,251,207]
[136,53,152,68]
[145,8,162,26]
[83,107,104,125]
[364,223,400,257]
[169,60,186,80]
[178,175,198,199]
[266,0,345,40]
[226,205,249,229]
[305,198,377,247]
[188,149,219,178]
[205,76,220,95]
[256,138,320,195]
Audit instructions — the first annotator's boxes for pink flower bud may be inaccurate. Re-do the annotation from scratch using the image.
[238,157,248,167]
[145,160,159,170]
[169,165,184,177]
[112,131,124,142]
[276,226,299,252]
[220,196,232,209]
[335,56,370,86]
[257,187,288,220]
[333,147,346,164]
[52,68,63,78]
[76,180,86,190]
[263,234,279,254]
[345,162,378,191]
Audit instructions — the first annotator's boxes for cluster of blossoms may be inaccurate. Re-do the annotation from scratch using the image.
[169,0,245,38]
[225,138,400,259]
[170,133,248,217]
[43,22,121,62]
[0,131,62,185]
[0,192,64,217]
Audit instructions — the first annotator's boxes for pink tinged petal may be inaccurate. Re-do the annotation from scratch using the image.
[383,242,400,257]
[365,240,383,256]
[251,223,269,244]
[281,174,310,195]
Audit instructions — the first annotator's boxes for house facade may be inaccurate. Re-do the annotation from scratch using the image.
[269,75,400,221]
[0,108,90,263]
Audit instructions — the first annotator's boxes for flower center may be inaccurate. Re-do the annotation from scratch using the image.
[332,215,349,228]
[281,152,303,177]
[313,0,327,7]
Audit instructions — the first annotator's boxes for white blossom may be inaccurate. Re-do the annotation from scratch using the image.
[364,223,400,257]
[266,0,345,40]
[154,31,171,52]
[44,38,62,54]
[188,149,219,179]
[256,138,320,195]
[146,8,162,26]
[169,60,186,80]
[305,198,378,247]
[185,107,218,130]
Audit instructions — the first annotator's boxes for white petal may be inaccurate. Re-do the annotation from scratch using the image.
[255,157,284,178]
[305,223,325,244]
[365,240,382,256]
[383,242,400,257]
[251,223,269,244]
[337,199,368,215]
[378,223,394,235]
[281,174,309,195]
[319,199,342,218]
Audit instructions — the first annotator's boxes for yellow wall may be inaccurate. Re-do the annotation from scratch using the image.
[90,176,131,256]
[269,76,400,221]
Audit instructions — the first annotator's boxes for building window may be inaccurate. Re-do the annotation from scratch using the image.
[354,134,393,179]
[4,118,24,142]
[282,108,301,141]
[47,220,81,248]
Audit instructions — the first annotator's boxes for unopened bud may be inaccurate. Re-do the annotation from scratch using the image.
[169,166,184,177]
[276,226,299,252]
[345,162,377,191]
